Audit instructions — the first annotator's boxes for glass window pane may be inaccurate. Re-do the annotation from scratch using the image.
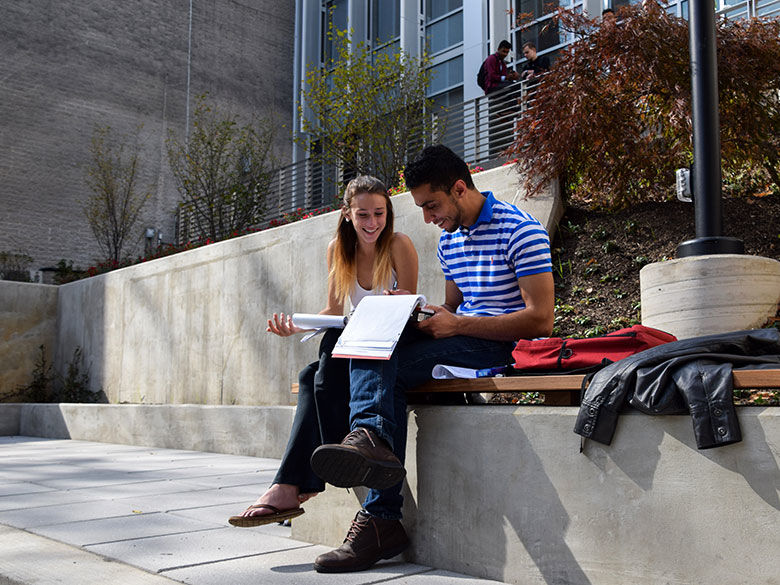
[324,0,349,63]
[757,0,780,16]
[371,0,400,45]
[426,12,463,54]
[373,40,400,62]
[432,87,464,109]
[428,55,463,95]
[427,0,462,20]
[517,0,561,20]
[516,19,563,53]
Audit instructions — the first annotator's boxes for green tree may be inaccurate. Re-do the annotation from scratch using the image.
[84,125,152,263]
[510,4,780,208]
[299,28,440,189]
[167,96,276,242]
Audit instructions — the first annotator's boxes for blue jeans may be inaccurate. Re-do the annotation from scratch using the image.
[348,327,515,519]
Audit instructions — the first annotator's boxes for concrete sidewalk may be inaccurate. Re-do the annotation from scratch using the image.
[0,436,504,585]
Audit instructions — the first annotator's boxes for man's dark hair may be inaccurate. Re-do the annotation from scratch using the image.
[404,145,476,193]
[602,8,614,14]
[498,40,512,51]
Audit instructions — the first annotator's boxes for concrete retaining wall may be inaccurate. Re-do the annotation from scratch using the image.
[2,401,774,584]
[293,406,780,585]
[49,166,561,406]
[0,282,58,396]
[0,403,293,459]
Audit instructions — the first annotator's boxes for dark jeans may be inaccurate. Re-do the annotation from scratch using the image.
[349,327,515,519]
[273,328,351,492]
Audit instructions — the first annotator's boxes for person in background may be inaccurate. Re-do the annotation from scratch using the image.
[521,42,550,81]
[482,40,519,95]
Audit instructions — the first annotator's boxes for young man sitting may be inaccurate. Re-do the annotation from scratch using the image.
[310,144,555,573]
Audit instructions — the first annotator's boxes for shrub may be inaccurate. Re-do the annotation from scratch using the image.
[4,345,106,403]
[510,4,780,208]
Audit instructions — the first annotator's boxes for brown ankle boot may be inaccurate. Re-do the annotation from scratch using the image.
[310,427,406,489]
[314,510,409,573]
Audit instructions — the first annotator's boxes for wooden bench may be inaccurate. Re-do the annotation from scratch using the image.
[293,368,780,406]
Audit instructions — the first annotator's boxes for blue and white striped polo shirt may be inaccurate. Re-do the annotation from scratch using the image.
[437,191,552,316]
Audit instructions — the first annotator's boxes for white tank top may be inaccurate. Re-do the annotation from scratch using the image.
[349,268,398,309]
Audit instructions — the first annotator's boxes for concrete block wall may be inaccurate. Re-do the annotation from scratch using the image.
[0,282,58,397]
[1,403,293,460]
[0,401,773,584]
[0,0,294,271]
[48,166,561,406]
[293,406,780,585]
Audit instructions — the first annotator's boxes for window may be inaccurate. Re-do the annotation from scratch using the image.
[323,0,348,65]
[424,0,463,101]
[426,10,463,55]
[428,55,464,95]
[427,0,462,19]
[512,0,583,67]
[370,0,400,48]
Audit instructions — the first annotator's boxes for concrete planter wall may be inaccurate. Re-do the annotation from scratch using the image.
[293,405,780,585]
[2,402,775,584]
[0,403,293,459]
[0,282,58,396]
[640,254,780,339]
[2,166,561,406]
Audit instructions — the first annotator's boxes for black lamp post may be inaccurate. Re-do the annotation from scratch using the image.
[676,0,744,258]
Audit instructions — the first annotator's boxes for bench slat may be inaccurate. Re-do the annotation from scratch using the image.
[732,368,780,388]
[411,374,585,393]
[291,368,780,398]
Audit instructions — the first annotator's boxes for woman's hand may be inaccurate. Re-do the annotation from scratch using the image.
[384,288,413,295]
[267,312,304,337]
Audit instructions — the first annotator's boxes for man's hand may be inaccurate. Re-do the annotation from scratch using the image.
[508,70,520,81]
[416,305,461,338]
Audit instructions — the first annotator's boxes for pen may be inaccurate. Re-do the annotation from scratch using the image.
[474,366,506,378]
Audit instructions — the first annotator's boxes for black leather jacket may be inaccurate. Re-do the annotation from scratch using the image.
[574,328,780,449]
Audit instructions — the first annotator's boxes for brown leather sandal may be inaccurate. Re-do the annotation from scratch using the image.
[228,503,305,527]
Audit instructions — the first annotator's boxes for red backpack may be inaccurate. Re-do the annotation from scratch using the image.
[512,324,677,372]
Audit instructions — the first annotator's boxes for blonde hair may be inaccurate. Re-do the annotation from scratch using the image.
[330,175,395,306]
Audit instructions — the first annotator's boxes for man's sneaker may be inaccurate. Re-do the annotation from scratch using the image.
[310,427,406,489]
[314,510,409,573]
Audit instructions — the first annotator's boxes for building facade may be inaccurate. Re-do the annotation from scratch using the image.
[0,1,295,275]
[291,0,778,164]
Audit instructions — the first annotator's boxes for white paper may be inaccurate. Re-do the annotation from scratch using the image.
[332,294,426,360]
[291,313,347,330]
[432,365,480,379]
[431,364,508,379]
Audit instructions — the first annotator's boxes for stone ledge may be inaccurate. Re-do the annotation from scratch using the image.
[293,405,779,585]
[0,403,294,459]
[5,403,774,584]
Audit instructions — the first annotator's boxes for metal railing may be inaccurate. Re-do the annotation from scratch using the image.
[717,0,780,18]
[175,81,537,244]
[435,81,536,167]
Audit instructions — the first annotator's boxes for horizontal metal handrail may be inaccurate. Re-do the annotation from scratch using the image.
[175,76,546,243]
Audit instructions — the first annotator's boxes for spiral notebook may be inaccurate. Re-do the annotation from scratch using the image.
[331,294,427,360]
